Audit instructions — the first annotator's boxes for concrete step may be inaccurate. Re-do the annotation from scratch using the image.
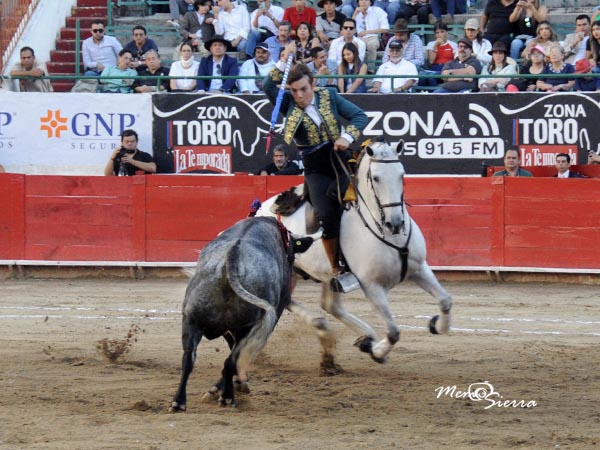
[50,50,77,63]
[47,62,83,74]
[66,16,103,28]
[70,6,108,18]
[59,28,87,40]
[56,40,78,51]
[51,81,76,92]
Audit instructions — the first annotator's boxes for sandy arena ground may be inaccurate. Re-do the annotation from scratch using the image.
[0,277,599,450]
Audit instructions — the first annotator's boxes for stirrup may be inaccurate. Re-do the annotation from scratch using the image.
[330,271,360,293]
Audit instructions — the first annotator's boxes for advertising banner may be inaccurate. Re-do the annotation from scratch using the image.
[152,92,600,175]
[0,92,153,175]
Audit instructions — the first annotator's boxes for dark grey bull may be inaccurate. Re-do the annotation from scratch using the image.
[170,216,319,410]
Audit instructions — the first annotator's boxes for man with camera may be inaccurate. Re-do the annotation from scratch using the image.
[104,129,157,176]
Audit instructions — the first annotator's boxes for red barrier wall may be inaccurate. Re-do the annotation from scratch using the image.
[1,174,599,270]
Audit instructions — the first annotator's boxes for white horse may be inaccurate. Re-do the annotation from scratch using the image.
[257,139,452,370]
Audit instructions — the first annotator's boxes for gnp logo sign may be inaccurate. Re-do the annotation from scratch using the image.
[0,112,15,149]
[39,109,135,141]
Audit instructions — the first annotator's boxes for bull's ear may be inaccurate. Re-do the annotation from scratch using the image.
[366,145,374,157]
[395,139,404,155]
[293,237,314,254]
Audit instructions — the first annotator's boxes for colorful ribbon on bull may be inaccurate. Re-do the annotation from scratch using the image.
[266,53,295,154]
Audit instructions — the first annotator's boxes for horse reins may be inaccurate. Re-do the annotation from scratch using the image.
[332,148,413,282]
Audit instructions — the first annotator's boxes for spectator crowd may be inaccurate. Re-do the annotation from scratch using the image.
[5,0,600,93]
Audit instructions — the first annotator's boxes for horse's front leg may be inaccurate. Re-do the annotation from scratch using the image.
[320,284,387,363]
[409,262,452,334]
[360,284,400,363]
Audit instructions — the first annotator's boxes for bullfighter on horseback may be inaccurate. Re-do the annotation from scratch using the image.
[263,41,368,279]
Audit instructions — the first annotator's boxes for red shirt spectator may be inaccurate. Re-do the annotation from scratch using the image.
[283,0,317,37]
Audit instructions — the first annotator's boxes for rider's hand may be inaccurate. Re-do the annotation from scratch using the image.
[333,137,350,151]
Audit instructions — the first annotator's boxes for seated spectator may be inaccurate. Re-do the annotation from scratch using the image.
[283,0,317,38]
[396,0,431,26]
[353,0,389,72]
[212,0,251,57]
[247,0,284,55]
[337,42,368,93]
[430,0,467,24]
[508,0,547,60]
[521,20,556,59]
[264,21,294,62]
[588,149,600,164]
[506,44,545,91]
[257,145,302,175]
[586,20,600,71]
[574,58,600,92]
[434,37,482,93]
[369,40,418,93]
[492,148,532,177]
[104,129,156,176]
[197,35,239,93]
[593,8,600,24]
[295,22,320,63]
[178,0,215,57]
[316,0,346,48]
[481,0,518,48]
[328,18,366,65]
[536,44,575,92]
[463,18,492,65]
[169,43,200,91]
[82,20,122,76]
[9,46,53,92]
[562,14,591,65]
[373,0,402,25]
[382,18,424,67]
[553,153,584,178]
[123,25,159,69]
[307,46,338,88]
[421,22,457,87]
[132,50,170,93]
[168,0,195,28]
[238,42,275,93]
[99,49,137,93]
[479,41,517,92]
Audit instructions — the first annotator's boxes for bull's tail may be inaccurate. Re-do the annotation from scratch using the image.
[225,242,278,376]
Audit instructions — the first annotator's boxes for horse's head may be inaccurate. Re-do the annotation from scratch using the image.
[357,138,406,235]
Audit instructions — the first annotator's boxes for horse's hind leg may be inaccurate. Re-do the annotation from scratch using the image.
[287,299,341,376]
[410,262,452,334]
[170,319,203,412]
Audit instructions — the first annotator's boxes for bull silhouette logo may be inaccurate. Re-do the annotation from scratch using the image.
[154,95,281,159]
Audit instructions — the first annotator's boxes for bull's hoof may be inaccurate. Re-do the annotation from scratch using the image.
[201,387,220,403]
[235,381,251,393]
[169,401,186,413]
[319,353,344,377]
[429,315,440,334]
[218,397,238,408]
[354,335,375,354]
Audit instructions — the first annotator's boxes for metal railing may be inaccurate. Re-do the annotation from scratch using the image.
[0,0,39,73]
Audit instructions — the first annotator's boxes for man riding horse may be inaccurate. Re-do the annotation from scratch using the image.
[264,41,368,279]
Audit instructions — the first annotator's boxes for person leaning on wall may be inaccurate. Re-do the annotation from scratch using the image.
[0,164,6,173]
[105,129,157,176]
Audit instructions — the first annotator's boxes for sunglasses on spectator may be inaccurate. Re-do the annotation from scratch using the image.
[92,28,105,33]
[342,26,355,30]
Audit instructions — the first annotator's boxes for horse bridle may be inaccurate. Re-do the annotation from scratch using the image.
[333,148,413,282]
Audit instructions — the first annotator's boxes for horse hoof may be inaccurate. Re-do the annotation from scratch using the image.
[201,389,220,403]
[429,315,440,334]
[354,335,375,354]
[319,353,344,377]
[370,353,387,364]
[219,397,238,408]
[169,401,186,413]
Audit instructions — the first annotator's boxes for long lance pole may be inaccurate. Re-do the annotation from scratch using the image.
[266,54,295,154]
